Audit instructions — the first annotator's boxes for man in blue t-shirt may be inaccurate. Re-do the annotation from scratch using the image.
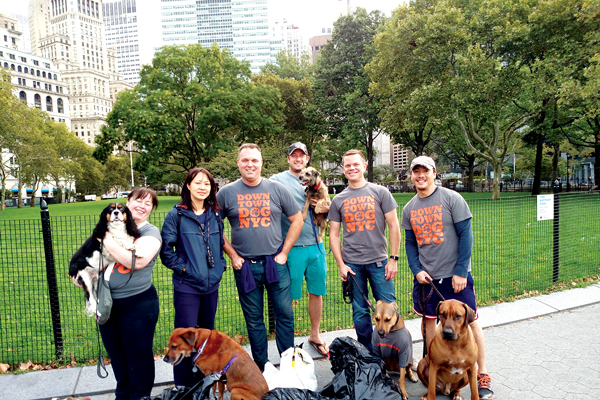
[218,143,303,372]
[270,142,330,357]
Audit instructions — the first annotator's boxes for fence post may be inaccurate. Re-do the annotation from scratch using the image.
[552,181,560,282]
[40,199,64,358]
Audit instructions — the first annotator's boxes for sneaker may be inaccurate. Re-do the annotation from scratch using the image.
[477,372,494,399]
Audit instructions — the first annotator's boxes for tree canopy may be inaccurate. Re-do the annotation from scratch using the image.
[94,44,284,177]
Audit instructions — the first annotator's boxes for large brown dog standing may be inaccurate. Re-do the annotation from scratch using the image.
[163,327,269,400]
[417,299,479,400]
[372,300,418,400]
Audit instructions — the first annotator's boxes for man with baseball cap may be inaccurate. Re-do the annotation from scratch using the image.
[270,142,330,357]
[401,155,494,399]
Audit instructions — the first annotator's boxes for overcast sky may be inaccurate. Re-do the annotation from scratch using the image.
[1,0,406,37]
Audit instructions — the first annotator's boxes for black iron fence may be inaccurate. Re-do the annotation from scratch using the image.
[0,190,599,368]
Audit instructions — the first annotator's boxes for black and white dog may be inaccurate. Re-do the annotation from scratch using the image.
[69,202,141,316]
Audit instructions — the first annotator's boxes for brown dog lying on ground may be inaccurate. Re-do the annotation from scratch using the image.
[163,327,269,400]
[298,166,331,241]
[417,299,479,400]
[371,300,418,400]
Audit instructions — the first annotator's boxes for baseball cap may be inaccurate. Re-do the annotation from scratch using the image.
[410,156,436,171]
[288,142,308,156]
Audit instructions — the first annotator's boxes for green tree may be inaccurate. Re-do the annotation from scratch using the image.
[312,8,386,182]
[369,0,541,199]
[260,49,315,82]
[94,44,283,177]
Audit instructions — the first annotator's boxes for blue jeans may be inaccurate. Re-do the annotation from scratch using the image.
[234,259,294,370]
[346,260,396,350]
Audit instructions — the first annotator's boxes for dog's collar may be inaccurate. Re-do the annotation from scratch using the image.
[219,353,240,375]
[311,181,321,191]
[191,336,210,373]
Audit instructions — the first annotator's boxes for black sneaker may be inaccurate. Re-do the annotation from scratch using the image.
[477,372,494,399]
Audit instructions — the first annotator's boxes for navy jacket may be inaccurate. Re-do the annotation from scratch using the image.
[160,205,226,292]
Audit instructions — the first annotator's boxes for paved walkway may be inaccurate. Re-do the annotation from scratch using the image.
[1,283,600,400]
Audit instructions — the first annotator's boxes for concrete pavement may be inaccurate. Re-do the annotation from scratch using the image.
[1,283,600,400]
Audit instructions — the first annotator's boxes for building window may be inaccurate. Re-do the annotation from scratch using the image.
[10,64,15,70]
[24,67,28,73]
[42,71,46,78]
[37,70,40,76]
[34,94,41,109]
[17,65,22,72]
[19,91,26,102]
[57,98,64,113]
[46,96,53,112]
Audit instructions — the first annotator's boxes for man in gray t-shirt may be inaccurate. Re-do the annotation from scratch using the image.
[329,149,400,350]
[217,143,303,372]
[402,156,493,400]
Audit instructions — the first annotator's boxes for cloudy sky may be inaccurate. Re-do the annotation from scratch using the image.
[1,0,406,37]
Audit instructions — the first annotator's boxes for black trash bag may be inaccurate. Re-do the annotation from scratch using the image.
[262,388,323,400]
[142,373,221,400]
[320,336,403,400]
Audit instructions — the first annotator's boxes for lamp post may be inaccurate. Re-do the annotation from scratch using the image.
[566,152,571,192]
[129,140,134,188]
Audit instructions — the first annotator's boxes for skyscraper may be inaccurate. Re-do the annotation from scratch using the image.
[102,0,141,85]
[156,0,277,73]
[28,0,132,146]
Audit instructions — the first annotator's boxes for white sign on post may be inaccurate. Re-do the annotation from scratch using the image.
[537,194,554,221]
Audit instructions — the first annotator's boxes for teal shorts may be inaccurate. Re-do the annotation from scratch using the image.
[287,243,327,300]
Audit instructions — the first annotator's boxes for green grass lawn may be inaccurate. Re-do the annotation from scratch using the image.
[0,191,598,368]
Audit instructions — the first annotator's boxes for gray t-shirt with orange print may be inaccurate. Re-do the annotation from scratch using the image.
[217,178,300,258]
[329,182,398,264]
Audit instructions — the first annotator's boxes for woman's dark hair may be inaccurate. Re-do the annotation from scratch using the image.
[127,187,159,210]
[180,167,219,212]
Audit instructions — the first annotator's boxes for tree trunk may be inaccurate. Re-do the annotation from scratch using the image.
[531,135,544,195]
[467,155,476,192]
[491,161,502,199]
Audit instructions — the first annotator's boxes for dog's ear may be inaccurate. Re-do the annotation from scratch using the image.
[181,329,198,347]
[93,206,111,239]
[123,206,142,238]
[463,304,476,326]
[391,301,398,311]
[436,301,443,324]
[376,300,383,307]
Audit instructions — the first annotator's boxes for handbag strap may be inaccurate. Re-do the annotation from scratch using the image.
[95,240,136,379]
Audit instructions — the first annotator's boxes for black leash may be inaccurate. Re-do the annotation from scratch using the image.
[343,273,376,313]
[419,276,446,358]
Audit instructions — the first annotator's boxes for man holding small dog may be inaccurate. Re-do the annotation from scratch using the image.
[270,142,330,357]
[329,149,400,351]
[401,155,494,399]
[218,143,303,372]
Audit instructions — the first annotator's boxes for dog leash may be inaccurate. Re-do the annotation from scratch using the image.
[308,208,331,255]
[344,273,376,312]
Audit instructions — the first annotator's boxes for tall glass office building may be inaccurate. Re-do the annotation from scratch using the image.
[102,0,141,84]
[159,0,278,73]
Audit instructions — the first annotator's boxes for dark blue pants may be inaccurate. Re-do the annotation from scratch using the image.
[99,286,159,400]
[172,289,219,387]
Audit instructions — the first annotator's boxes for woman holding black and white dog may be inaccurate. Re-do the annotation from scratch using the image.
[160,167,227,388]
[72,187,161,400]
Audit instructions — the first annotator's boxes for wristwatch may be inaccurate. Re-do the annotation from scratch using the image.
[389,255,399,261]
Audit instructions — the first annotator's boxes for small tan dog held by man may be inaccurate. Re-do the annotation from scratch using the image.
[164,327,269,400]
[401,155,494,399]
[371,300,418,400]
[298,166,330,241]
[417,300,479,400]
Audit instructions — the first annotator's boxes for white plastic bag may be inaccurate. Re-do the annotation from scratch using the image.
[262,346,318,391]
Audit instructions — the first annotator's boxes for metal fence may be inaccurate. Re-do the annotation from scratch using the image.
[0,191,599,368]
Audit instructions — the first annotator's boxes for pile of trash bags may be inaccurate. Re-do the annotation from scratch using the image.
[144,336,404,400]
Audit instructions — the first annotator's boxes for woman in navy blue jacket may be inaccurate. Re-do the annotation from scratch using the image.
[160,167,226,387]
